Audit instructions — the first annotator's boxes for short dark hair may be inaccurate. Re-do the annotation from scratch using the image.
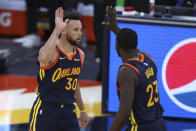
[116,28,138,50]
[63,12,81,21]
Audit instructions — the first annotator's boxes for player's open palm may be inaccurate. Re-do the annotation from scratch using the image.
[102,6,118,31]
[55,7,68,32]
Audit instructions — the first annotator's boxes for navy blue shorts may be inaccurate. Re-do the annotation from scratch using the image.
[28,97,80,131]
[126,118,167,131]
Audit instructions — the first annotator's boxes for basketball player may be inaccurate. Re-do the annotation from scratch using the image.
[28,7,89,131]
[102,6,167,131]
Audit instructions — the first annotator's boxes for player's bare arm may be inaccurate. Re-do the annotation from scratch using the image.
[74,48,85,110]
[75,83,89,129]
[74,49,89,129]
[38,7,69,67]
[75,83,85,111]
[74,49,85,111]
[102,6,120,35]
[110,66,139,131]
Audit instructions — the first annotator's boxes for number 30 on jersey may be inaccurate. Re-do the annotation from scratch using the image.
[65,78,78,91]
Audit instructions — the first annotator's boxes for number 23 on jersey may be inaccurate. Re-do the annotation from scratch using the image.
[146,80,159,107]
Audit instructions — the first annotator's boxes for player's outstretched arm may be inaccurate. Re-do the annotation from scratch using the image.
[102,6,120,35]
[38,7,68,67]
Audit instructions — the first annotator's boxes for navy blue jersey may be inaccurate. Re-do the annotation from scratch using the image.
[117,52,163,125]
[36,45,83,104]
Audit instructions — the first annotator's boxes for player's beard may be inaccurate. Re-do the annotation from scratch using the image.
[67,34,79,47]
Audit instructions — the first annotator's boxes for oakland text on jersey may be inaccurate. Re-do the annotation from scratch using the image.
[52,67,81,83]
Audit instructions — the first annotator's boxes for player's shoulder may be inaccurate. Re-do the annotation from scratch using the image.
[141,51,150,57]
[118,65,139,85]
[119,65,138,76]
[76,47,85,60]
[141,51,156,65]
[76,47,84,54]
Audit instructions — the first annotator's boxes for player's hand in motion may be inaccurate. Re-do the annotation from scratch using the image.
[55,7,69,33]
[102,6,119,34]
[80,111,89,129]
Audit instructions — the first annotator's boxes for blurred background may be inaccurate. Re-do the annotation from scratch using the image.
[0,0,196,131]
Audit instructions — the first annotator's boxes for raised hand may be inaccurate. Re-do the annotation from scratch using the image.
[102,6,119,34]
[55,7,69,32]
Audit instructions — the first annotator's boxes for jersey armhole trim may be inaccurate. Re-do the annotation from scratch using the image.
[77,47,83,68]
[40,48,59,70]
[140,53,144,62]
[123,63,140,75]
[143,53,156,65]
